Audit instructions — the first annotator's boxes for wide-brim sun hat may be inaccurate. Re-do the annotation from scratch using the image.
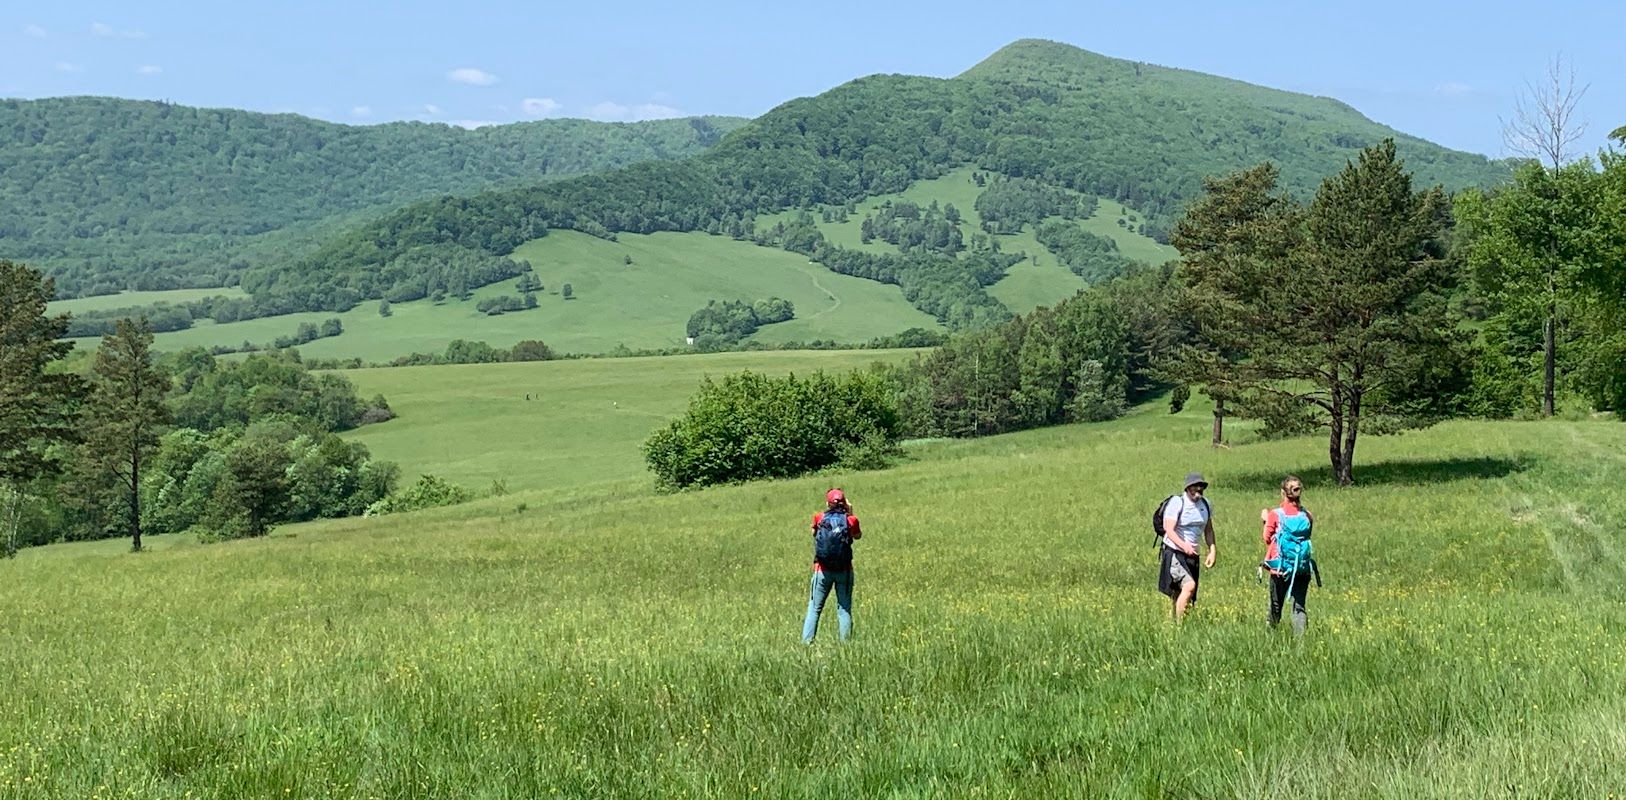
[1183,472,1208,491]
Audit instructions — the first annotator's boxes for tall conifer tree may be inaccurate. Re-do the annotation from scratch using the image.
[0,261,80,557]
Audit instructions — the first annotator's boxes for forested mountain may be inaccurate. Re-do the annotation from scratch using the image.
[259,40,1506,328]
[0,97,746,296]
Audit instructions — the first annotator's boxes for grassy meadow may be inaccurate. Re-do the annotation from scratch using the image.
[47,287,249,316]
[338,350,919,492]
[3,353,1625,797]
[73,233,939,361]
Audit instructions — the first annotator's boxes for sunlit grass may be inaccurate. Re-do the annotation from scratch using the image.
[3,396,1624,797]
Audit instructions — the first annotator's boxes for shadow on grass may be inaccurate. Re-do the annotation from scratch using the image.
[1226,456,1532,492]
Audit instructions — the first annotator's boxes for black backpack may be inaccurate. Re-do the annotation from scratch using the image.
[814,511,854,570]
[1152,494,1209,548]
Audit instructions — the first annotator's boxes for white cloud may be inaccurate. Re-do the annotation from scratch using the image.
[585,101,683,122]
[447,67,497,86]
[423,104,442,116]
[351,106,373,118]
[521,97,561,117]
[586,101,628,120]
[1434,82,1473,97]
[91,21,146,39]
[24,24,47,39]
[54,61,83,73]
[137,64,162,75]
[449,120,500,129]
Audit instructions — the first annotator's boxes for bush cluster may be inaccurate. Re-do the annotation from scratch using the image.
[685,298,794,349]
[643,370,900,489]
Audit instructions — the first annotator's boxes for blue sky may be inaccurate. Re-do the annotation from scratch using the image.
[5,1,1622,157]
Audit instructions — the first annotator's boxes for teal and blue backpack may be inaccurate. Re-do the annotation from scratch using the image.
[1264,509,1315,577]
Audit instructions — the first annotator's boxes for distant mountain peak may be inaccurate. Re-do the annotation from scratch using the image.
[959,39,1126,81]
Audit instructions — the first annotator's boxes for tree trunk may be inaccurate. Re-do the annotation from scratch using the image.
[1543,310,1556,417]
[1327,392,1346,487]
[1211,396,1225,447]
[2,484,21,559]
[129,453,142,553]
[1339,388,1362,487]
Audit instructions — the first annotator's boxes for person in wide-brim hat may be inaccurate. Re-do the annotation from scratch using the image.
[1158,471,1217,620]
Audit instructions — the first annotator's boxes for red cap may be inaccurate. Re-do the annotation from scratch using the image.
[826,488,846,506]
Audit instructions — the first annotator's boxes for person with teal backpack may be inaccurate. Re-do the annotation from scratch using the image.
[1260,475,1321,635]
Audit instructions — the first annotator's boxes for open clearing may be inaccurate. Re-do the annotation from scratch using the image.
[4,354,1624,796]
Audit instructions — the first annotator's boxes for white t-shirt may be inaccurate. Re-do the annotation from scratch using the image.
[1162,493,1211,551]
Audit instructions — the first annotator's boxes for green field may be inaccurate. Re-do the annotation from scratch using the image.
[4,347,1625,795]
[759,168,1178,314]
[340,350,919,491]
[80,233,940,361]
[47,287,248,316]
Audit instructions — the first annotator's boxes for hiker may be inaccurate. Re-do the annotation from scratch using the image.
[1159,472,1216,620]
[1261,475,1316,635]
[802,488,861,643]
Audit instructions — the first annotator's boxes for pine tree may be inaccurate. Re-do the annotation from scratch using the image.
[1170,142,1458,485]
[0,261,81,557]
[80,318,171,551]
[1168,163,1299,446]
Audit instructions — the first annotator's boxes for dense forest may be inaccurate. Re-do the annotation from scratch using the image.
[0,97,745,296]
[253,40,1507,328]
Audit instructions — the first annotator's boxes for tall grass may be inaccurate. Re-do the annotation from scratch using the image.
[2,403,1623,797]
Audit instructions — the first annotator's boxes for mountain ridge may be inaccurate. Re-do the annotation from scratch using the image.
[0,96,748,296]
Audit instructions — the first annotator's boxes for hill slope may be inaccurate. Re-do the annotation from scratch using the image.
[0,97,746,296]
[3,366,1621,795]
[270,39,1506,329]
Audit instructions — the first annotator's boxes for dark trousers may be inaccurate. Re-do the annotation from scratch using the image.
[1268,572,1310,635]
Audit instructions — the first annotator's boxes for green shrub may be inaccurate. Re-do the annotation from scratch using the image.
[643,370,899,490]
[364,474,472,516]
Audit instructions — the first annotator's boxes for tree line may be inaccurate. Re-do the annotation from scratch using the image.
[1,261,407,554]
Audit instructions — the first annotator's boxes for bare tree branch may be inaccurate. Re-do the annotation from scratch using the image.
[1502,55,1590,170]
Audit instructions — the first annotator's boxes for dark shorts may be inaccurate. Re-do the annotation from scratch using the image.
[1158,546,1200,603]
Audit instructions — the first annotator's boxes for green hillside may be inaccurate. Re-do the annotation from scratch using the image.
[267,39,1506,333]
[3,356,1622,795]
[0,97,747,296]
[761,167,1177,313]
[73,232,941,360]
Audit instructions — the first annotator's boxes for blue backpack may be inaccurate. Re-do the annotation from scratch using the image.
[1264,509,1314,577]
[813,511,854,570]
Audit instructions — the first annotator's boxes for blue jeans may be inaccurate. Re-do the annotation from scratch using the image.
[801,569,853,643]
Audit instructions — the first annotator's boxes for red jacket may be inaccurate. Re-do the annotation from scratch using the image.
[810,509,861,572]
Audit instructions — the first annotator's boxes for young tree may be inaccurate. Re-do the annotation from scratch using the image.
[207,435,291,538]
[0,261,82,557]
[80,318,172,551]
[561,283,573,300]
[378,299,392,317]
[1173,142,1457,485]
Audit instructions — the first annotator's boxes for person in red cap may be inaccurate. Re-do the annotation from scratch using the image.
[802,488,862,643]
